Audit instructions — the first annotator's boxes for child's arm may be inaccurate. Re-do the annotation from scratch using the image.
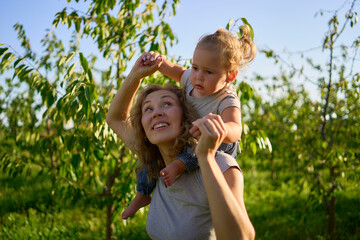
[158,56,186,83]
[190,107,242,144]
[142,52,186,83]
[221,106,242,143]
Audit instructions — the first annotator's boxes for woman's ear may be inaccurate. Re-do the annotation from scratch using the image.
[226,70,238,83]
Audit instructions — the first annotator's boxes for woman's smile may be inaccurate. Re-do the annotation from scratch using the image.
[152,121,170,130]
[141,90,183,146]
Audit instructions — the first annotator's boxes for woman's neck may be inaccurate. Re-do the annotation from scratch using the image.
[158,145,176,166]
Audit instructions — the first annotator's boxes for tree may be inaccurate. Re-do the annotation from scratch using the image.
[248,0,360,238]
[1,1,179,239]
[0,1,266,239]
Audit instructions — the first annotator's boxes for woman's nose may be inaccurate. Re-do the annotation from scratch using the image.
[152,109,164,118]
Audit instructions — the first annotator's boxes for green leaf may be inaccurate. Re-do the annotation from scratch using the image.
[62,51,76,67]
[0,52,13,71]
[75,19,81,33]
[96,110,103,123]
[87,69,93,82]
[71,154,81,169]
[67,135,76,151]
[12,64,26,79]
[85,85,91,104]
[64,62,77,80]
[59,164,67,177]
[0,47,9,58]
[1,54,16,71]
[13,57,25,68]
[241,18,254,40]
[65,51,75,64]
[46,88,56,107]
[250,142,257,155]
[226,18,234,30]
[94,149,104,161]
[79,52,88,73]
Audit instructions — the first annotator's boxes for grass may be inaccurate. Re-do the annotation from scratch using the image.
[242,163,360,240]
[1,166,359,240]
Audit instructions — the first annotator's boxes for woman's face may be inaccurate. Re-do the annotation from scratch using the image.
[141,90,183,147]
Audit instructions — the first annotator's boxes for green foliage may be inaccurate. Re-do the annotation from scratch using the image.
[0,1,182,239]
[226,17,255,40]
[2,0,358,239]
[244,0,360,238]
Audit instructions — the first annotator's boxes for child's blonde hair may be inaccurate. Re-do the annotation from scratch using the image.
[196,26,256,73]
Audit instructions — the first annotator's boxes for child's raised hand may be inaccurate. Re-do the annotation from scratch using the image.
[140,51,164,67]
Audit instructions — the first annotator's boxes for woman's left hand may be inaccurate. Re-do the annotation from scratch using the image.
[192,113,226,158]
[128,52,163,81]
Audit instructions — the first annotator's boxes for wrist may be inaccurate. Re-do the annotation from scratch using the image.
[158,57,169,72]
[196,150,216,162]
[126,71,142,84]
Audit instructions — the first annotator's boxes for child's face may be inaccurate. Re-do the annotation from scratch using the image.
[190,47,229,97]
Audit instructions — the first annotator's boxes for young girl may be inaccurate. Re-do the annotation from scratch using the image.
[122,26,256,219]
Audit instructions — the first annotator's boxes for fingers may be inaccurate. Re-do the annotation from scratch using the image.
[189,126,201,140]
[193,114,227,157]
[140,51,163,66]
[193,113,226,141]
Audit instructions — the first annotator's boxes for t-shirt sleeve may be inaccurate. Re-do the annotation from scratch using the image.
[180,69,191,86]
[215,152,241,173]
[218,93,241,115]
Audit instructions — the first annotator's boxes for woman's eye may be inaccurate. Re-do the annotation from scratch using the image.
[144,107,152,112]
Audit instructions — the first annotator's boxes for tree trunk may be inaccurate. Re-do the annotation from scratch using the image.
[106,204,113,240]
[327,167,336,239]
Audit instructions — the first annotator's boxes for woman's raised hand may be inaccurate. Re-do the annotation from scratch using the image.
[128,52,163,81]
[140,51,163,66]
[192,113,227,158]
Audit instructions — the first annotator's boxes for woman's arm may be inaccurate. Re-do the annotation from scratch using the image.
[193,114,255,240]
[106,53,163,151]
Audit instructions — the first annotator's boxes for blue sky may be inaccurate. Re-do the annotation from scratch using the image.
[1,0,358,94]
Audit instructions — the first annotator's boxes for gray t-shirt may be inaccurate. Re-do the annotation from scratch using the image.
[146,151,241,240]
[180,69,241,118]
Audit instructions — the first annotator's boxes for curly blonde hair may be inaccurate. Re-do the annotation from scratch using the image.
[196,26,256,73]
[130,84,198,179]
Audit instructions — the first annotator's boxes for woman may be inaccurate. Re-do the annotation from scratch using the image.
[106,53,255,240]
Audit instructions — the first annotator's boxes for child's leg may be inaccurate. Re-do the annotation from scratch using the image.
[160,159,186,187]
[160,146,200,186]
[122,166,156,219]
[122,192,152,219]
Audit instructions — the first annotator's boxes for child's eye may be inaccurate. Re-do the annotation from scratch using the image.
[163,102,171,107]
[192,66,198,71]
[206,70,213,74]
